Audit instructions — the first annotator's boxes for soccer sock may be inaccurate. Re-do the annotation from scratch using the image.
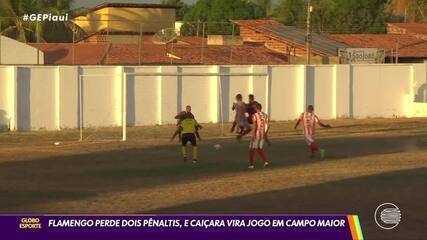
[257,149,267,163]
[310,143,319,154]
[192,146,198,160]
[249,148,255,165]
[181,146,187,157]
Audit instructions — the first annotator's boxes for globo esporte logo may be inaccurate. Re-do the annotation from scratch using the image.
[19,217,42,229]
[374,203,401,230]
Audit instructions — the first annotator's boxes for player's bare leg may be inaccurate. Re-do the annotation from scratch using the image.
[192,146,198,163]
[230,121,237,133]
[237,127,251,141]
[237,126,244,134]
[248,148,255,169]
[181,145,187,162]
[257,148,269,167]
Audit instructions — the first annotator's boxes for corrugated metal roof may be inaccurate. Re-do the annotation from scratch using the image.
[261,25,348,56]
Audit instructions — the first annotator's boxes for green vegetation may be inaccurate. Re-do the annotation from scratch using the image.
[273,0,388,33]
[161,0,193,21]
[181,0,265,35]
[0,0,76,42]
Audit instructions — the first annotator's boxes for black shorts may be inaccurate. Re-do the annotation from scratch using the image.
[182,133,197,146]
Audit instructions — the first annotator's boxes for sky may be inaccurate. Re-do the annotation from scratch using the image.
[72,0,197,8]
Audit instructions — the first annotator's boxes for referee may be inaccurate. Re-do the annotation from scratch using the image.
[180,108,202,163]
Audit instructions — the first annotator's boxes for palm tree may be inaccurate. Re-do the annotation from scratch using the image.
[0,0,76,42]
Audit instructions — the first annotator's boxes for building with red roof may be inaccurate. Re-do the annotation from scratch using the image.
[30,36,288,65]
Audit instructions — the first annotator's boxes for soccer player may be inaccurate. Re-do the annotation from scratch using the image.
[170,105,201,142]
[237,94,258,140]
[241,94,271,145]
[230,94,250,134]
[294,105,331,158]
[246,94,259,125]
[179,110,202,163]
[248,103,269,169]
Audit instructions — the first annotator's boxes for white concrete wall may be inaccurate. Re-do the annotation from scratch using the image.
[16,67,59,130]
[270,65,304,120]
[413,63,427,103]
[181,66,219,123]
[0,64,425,131]
[59,66,79,128]
[0,36,44,65]
[306,65,336,119]
[336,65,350,118]
[79,67,122,128]
[351,65,412,118]
[0,66,14,129]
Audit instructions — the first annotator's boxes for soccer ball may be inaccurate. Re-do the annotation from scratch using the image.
[213,144,222,150]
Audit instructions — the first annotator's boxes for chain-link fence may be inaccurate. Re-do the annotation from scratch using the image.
[0,17,252,65]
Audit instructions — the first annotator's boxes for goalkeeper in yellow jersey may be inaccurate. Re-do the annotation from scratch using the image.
[178,106,202,163]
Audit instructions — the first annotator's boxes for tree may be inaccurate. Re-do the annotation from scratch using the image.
[181,0,265,36]
[273,0,305,27]
[248,0,274,17]
[273,0,387,33]
[162,0,192,21]
[385,0,427,23]
[0,0,75,42]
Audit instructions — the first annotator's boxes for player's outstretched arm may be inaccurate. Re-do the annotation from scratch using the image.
[294,119,301,129]
[170,127,182,142]
[265,121,272,146]
[196,124,202,140]
[318,122,332,128]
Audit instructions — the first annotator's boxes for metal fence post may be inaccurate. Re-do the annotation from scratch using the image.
[0,19,2,65]
[36,21,40,65]
[230,23,235,64]
[72,30,75,65]
[138,22,143,65]
[106,21,110,65]
[200,22,206,64]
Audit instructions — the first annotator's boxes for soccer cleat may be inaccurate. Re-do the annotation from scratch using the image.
[248,165,254,169]
[264,162,270,168]
[192,160,198,164]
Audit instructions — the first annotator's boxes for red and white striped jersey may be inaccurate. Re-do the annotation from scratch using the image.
[252,112,269,139]
[300,112,320,136]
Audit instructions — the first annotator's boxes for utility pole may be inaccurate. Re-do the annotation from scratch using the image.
[404,7,407,23]
[306,0,312,65]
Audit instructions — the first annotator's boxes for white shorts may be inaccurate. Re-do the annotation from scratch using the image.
[250,139,265,149]
[304,134,315,145]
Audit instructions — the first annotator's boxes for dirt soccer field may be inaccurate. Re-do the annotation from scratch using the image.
[0,118,426,239]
